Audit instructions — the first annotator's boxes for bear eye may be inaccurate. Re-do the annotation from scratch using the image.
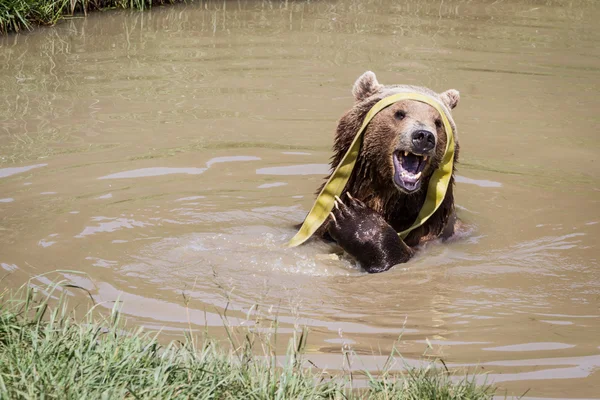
[434,119,442,129]
[394,110,406,120]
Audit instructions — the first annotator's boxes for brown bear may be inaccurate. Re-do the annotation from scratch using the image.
[316,71,461,273]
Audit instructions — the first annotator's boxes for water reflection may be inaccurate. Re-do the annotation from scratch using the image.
[98,167,207,179]
[483,343,576,352]
[257,182,287,189]
[205,155,261,167]
[75,217,152,238]
[455,175,501,188]
[256,164,329,175]
[0,163,47,178]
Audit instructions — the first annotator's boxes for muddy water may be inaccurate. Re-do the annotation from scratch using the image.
[1,0,599,397]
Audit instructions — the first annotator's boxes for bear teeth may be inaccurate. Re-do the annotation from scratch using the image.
[400,170,421,180]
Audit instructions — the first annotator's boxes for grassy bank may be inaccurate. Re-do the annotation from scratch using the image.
[0,280,495,399]
[0,0,179,34]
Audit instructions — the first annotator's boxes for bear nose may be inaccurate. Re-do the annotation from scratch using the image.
[411,130,436,153]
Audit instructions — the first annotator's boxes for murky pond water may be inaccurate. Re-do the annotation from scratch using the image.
[1,0,599,397]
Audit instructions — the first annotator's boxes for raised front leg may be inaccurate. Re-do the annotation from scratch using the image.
[328,193,414,273]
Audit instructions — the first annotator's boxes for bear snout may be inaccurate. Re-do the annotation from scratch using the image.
[411,130,436,153]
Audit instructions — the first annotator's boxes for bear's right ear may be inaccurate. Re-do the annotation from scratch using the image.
[440,89,460,110]
[352,71,383,102]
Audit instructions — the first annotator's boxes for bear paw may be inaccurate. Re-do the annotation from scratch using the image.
[328,193,413,273]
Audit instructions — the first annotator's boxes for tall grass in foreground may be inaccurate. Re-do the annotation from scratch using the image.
[0,0,178,34]
[0,280,495,399]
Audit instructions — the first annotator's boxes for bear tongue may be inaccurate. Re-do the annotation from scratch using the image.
[401,153,421,174]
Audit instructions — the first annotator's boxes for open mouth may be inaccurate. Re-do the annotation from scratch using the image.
[392,151,428,192]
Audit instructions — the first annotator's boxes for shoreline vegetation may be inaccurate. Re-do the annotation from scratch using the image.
[0,279,496,399]
[0,0,181,34]
[1,0,593,35]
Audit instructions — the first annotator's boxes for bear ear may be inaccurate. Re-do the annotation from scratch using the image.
[440,89,460,109]
[352,71,383,102]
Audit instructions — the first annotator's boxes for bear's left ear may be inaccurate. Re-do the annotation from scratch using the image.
[440,89,460,109]
[352,71,383,102]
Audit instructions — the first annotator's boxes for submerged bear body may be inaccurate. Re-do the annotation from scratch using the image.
[314,71,461,273]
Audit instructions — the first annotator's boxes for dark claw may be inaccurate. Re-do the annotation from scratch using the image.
[334,195,350,216]
[345,192,365,209]
[329,212,337,224]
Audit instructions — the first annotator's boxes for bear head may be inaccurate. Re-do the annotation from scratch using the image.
[333,71,460,197]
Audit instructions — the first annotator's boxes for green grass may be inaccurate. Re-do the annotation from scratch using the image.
[0,0,179,34]
[0,279,495,399]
